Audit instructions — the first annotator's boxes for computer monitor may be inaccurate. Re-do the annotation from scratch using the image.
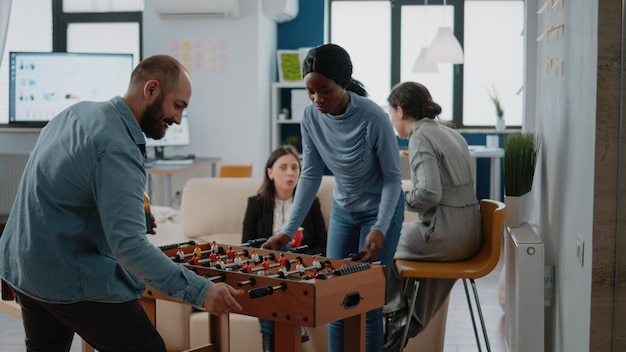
[145,111,191,160]
[8,51,134,127]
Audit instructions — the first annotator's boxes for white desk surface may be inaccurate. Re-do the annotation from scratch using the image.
[145,157,221,175]
[145,157,222,206]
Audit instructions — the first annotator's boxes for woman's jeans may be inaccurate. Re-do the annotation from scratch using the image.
[259,242,292,335]
[326,192,405,352]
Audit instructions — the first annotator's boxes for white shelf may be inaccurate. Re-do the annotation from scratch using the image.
[270,82,306,151]
[276,120,301,124]
[271,81,305,89]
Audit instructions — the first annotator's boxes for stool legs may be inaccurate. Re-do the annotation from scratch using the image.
[399,279,419,349]
[462,279,492,352]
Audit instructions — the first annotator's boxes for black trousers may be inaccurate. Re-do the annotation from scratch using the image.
[15,291,166,352]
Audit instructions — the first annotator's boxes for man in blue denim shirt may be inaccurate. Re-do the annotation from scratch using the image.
[0,55,243,351]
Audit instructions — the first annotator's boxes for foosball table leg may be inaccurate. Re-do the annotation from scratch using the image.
[274,322,301,352]
[210,313,230,352]
[344,313,366,351]
[140,296,157,325]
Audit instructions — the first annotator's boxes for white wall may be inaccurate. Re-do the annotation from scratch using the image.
[142,1,277,205]
[0,2,280,207]
[525,0,597,350]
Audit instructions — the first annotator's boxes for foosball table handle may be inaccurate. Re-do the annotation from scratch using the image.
[248,282,287,299]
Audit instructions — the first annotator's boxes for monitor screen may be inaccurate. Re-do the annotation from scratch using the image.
[9,51,134,127]
[145,111,191,147]
[145,111,191,159]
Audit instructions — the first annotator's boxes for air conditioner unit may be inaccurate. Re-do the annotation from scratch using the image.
[263,0,299,23]
[154,0,240,19]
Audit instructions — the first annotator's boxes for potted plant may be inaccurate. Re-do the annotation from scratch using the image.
[503,132,539,227]
[488,86,506,131]
[285,135,301,153]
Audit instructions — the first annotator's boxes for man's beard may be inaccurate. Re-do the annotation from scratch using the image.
[140,94,168,139]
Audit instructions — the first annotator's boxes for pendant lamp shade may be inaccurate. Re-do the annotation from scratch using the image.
[412,47,438,73]
[425,26,464,64]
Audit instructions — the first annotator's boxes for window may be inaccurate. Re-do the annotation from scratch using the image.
[53,0,143,62]
[330,0,523,128]
[0,0,142,125]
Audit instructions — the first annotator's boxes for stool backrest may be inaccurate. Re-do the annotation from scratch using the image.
[475,199,507,277]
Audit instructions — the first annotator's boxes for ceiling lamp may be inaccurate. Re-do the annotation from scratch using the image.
[412,47,438,73]
[425,26,464,64]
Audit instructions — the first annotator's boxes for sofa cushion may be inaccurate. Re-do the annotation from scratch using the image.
[181,176,337,241]
[181,178,264,239]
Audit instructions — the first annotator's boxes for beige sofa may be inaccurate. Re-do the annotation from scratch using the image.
[148,176,448,352]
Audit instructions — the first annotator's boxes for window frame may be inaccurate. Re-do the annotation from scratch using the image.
[51,0,143,58]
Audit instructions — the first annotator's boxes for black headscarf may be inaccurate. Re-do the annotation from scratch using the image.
[301,44,353,88]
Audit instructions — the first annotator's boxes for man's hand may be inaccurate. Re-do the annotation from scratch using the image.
[203,283,244,316]
[359,229,384,262]
[262,233,291,251]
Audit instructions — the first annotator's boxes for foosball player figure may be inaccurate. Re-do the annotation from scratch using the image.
[301,271,317,280]
[214,258,226,269]
[241,261,252,274]
[278,264,288,278]
[233,253,243,267]
[174,246,185,262]
[312,256,322,270]
[295,259,305,275]
[226,246,235,262]
[193,244,202,260]
[210,241,219,254]
[261,257,271,276]
[278,253,288,268]
[251,250,261,264]
[209,250,218,263]
[189,253,199,266]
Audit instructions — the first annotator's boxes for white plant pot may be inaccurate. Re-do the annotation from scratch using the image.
[504,192,532,228]
[496,117,506,131]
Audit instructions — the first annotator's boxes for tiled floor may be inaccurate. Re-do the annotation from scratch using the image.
[443,255,506,352]
[0,306,82,352]
[0,258,506,352]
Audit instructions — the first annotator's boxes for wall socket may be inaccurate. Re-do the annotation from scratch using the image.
[576,235,585,267]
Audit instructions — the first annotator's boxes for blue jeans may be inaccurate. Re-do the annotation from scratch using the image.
[258,243,293,335]
[326,192,405,352]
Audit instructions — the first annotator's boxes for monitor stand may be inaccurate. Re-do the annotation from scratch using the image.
[149,146,195,162]
[154,146,165,160]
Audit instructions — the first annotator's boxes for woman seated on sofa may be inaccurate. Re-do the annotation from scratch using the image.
[242,144,327,352]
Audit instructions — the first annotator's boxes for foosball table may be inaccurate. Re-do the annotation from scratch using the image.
[142,240,387,352]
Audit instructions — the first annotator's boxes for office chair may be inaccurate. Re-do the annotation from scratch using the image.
[394,199,506,352]
[218,164,253,178]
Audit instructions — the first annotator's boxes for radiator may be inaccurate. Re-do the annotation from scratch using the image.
[0,153,29,215]
[505,224,544,352]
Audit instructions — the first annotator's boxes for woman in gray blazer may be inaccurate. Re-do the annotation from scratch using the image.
[383,82,482,352]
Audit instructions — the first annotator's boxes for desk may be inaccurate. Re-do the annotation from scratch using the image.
[399,146,504,201]
[468,146,504,201]
[146,157,221,206]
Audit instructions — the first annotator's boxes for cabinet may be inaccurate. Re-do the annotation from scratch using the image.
[270,81,308,152]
